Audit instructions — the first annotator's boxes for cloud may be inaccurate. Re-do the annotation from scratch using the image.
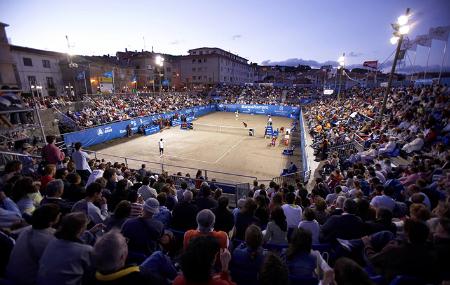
[169,40,181,45]
[347,51,363,57]
[232,34,242,40]
[260,58,338,68]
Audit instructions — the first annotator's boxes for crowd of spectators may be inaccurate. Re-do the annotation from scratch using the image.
[0,84,449,285]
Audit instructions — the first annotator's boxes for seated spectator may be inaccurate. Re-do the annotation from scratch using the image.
[281,192,302,229]
[312,197,329,225]
[259,252,289,285]
[160,184,178,211]
[231,225,265,284]
[333,257,372,285]
[320,199,365,243]
[365,207,397,235]
[63,172,86,202]
[86,163,105,187]
[284,228,332,279]
[40,179,73,215]
[298,207,320,244]
[195,184,218,211]
[6,204,60,285]
[138,176,157,200]
[40,164,56,193]
[137,164,147,178]
[0,190,22,228]
[365,219,437,283]
[11,176,42,215]
[72,182,109,225]
[174,236,235,285]
[121,198,164,256]
[171,190,198,232]
[154,192,172,227]
[183,209,229,249]
[401,134,424,154]
[104,200,131,232]
[91,230,164,285]
[37,212,94,285]
[213,196,234,234]
[263,206,288,245]
[128,190,144,218]
[19,143,36,176]
[234,198,260,240]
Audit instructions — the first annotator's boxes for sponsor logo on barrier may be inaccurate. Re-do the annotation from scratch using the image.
[279,106,284,110]
[97,129,103,136]
[104,126,112,134]
[130,120,137,126]
[119,130,126,134]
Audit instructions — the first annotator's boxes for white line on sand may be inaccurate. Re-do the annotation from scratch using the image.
[213,136,246,164]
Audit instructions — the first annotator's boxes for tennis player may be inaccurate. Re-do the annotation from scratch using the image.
[159,138,165,156]
[267,115,272,126]
[235,110,239,120]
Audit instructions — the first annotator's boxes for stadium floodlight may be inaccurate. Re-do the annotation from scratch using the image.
[380,8,410,117]
[390,36,399,45]
[397,15,409,26]
[155,55,164,67]
[399,25,410,35]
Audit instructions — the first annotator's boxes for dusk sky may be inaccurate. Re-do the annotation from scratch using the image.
[1,0,449,70]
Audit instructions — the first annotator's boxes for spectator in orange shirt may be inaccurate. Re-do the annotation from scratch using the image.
[183,209,229,250]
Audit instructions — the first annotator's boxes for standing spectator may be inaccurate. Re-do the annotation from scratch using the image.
[6,204,60,285]
[41,135,65,166]
[234,198,260,240]
[121,198,164,256]
[37,212,93,285]
[195,185,218,211]
[174,236,235,285]
[72,142,91,182]
[137,164,147,178]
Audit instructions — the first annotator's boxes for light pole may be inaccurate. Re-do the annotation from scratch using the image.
[155,55,164,93]
[30,84,46,140]
[380,8,410,117]
[337,53,345,101]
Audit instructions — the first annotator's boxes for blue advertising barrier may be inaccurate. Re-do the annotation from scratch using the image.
[216,104,299,118]
[63,104,216,148]
[144,125,160,135]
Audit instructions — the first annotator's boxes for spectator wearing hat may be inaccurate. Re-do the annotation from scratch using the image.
[19,143,36,176]
[121,198,164,256]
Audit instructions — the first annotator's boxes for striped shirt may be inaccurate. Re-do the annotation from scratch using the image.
[130,202,143,217]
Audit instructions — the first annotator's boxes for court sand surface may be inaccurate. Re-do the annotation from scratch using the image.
[88,112,299,183]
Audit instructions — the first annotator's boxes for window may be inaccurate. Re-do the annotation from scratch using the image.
[23,57,33,66]
[46,77,55,89]
[192,76,196,80]
[42,59,51,68]
[28,76,36,86]
[198,67,202,72]
[192,59,196,63]
[192,67,196,72]
[166,67,171,72]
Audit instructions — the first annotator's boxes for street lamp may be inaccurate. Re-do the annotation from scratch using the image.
[380,8,410,117]
[337,53,345,101]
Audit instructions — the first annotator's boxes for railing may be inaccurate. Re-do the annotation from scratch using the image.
[298,108,310,183]
[0,150,43,171]
[327,141,358,161]
[82,149,257,184]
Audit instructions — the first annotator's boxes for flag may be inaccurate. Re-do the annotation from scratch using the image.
[76,71,85,81]
[415,35,432,47]
[401,38,417,52]
[103,71,113,78]
[363,60,378,69]
[429,26,450,42]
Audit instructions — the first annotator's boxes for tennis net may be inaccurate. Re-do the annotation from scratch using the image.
[192,123,253,136]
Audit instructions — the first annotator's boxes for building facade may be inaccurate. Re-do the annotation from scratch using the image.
[10,45,65,97]
[0,22,18,89]
[179,47,257,88]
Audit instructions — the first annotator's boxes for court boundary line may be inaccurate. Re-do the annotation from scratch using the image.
[213,136,246,164]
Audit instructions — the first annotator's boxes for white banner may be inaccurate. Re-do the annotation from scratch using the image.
[429,26,450,42]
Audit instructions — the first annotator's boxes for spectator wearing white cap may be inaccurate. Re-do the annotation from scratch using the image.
[121,198,164,256]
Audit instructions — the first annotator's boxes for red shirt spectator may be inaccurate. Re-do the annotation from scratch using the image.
[42,136,65,164]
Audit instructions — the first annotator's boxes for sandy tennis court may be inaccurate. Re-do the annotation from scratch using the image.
[88,112,299,183]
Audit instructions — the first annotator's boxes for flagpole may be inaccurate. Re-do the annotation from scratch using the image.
[423,46,432,80]
[83,70,88,95]
[438,40,448,84]
[410,50,417,82]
